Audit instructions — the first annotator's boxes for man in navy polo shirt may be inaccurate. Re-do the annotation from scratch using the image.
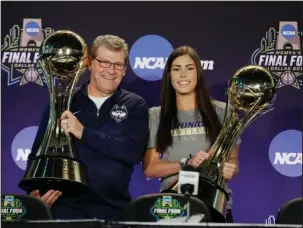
[26,34,149,220]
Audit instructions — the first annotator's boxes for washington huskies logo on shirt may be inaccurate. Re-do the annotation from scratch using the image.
[110,105,128,123]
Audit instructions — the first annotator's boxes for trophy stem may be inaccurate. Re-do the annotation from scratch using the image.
[209,97,263,166]
[67,63,86,110]
[35,62,88,159]
[198,96,272,187]
[35,60,56,157]
[207,92,237,163]
[64,63,86,155]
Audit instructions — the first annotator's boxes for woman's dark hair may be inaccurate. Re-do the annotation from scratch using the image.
[156,46,222,153]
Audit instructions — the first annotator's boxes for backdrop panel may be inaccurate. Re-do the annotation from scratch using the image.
[1,1,302,224]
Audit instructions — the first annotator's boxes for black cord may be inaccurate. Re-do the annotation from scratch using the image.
[184,193,191,222]
[181,184,194,222]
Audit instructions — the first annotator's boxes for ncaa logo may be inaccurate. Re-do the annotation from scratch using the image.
[281,24,296,39]
[269,130,302,177]
[129,35,173,81]
[11,126,38,170]
[25,21,40,37]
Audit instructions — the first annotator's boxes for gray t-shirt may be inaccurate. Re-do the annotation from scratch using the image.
[148,100,241,209]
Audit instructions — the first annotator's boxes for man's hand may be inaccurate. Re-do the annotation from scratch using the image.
[61,110,84,139]
[222,162,237,180]
[30,190,62,207]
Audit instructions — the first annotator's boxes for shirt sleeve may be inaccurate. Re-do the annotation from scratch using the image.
[147,107,161,149]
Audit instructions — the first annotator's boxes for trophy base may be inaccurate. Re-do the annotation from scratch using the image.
[18,155,88,197]
[196,177,228,222]
[163,177,228,222]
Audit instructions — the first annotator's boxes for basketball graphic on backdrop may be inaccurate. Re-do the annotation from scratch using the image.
[24,68,39,82]
[281,71,295,85]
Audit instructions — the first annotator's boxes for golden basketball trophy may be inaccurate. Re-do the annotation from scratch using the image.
[167,65,277,220]
[19,30,89,196]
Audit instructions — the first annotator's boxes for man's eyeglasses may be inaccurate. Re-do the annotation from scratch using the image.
[93,57,126,71]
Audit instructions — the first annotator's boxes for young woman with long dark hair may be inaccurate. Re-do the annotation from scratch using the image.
[143,46,241,222]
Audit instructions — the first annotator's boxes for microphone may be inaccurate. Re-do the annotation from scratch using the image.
[178,164,200,196]
[181,183,194,197]
[178,164,200,221]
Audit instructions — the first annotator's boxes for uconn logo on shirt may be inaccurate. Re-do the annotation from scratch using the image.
[269,130,302,177]
[110,105,128,123]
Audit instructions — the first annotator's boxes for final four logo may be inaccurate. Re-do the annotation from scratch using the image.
[251,21,302,89]
[150,196,186,221]
[1,195,26,222]
[1,18,54,86]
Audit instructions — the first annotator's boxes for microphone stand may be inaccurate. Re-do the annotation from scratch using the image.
[180,184,194,222]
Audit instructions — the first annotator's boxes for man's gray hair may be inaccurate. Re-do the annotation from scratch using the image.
[90,34,129,62]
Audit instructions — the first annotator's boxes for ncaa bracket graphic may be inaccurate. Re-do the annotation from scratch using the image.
[1,18,55,87]
[251,21,302,90]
